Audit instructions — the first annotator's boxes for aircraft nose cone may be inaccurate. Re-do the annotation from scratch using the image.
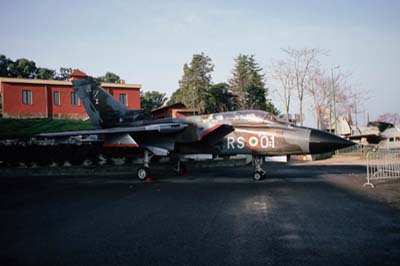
[309,129,355,154]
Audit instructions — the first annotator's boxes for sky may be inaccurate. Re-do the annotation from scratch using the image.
[1,0,399,126]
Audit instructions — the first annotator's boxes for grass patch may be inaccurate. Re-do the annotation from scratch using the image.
[0,118,93,139]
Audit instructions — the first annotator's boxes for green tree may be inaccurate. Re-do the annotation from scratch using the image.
[167,88,183,105]
[229,54,249,109]
[0,54,13,77]
[229,54,278,114]
[37,67,56,80]
[265,100,280,115]
[204,83,235,113]
[58,67,75,80]
[178,53,214,114]
[97,72,121,83]
[246,84,267,110]
[140,91,167,117]
[9,58,37,78]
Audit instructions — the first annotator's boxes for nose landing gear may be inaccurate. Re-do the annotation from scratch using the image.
[252,156,266,181]
[137,150,153,181]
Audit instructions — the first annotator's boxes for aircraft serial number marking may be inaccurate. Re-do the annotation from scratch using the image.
[93,90,99,105]
[227,135,275,150]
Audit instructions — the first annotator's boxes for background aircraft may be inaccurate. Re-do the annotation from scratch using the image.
[39,75,354,180]
[336,117,400,149]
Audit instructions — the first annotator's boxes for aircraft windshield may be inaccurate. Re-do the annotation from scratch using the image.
[235,110,275,122]
[208,110,276,123]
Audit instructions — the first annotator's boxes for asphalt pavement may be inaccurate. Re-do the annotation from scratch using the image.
[1,161,400,266]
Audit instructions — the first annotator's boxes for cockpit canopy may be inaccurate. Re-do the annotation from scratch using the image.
[208,110,278,123]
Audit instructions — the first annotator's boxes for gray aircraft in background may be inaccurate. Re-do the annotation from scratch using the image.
[39,75,354,181]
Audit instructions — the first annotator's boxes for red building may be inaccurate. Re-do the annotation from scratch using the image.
[151,102,196,119]
[0,77,141,119]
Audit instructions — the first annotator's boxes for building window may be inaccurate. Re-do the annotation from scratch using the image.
[389,137,394,142]
[71,92,79,106]
[120,94,127,106]
[54,91,60,106]
[22,90,32,105]
[396,137,400,142]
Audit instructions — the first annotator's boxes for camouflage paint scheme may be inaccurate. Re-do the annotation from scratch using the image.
[173,111,311,156]
[39,77,353,158]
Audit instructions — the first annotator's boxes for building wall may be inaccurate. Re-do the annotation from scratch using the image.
[152,108,172,119]
[173,110,194,118]
[152,108,195,119]
[106,87,140,109]
[2,83,48,118]
[1,81,141,119]
[48,85,88,120]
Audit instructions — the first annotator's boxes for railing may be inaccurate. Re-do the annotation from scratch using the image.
[335,144,374,157]
[364,149,400,188]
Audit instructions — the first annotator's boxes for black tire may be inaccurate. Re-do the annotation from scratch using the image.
[137,167,150,180]
[253,171,263,181]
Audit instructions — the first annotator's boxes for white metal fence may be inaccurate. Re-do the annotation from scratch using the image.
[364,149,400,188]
[336,144,375,157]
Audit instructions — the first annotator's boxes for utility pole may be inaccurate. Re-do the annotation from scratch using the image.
[354,99,358,127]
[331,65,340,135]
[329,103,332,133]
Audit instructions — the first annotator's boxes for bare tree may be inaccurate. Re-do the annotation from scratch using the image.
[306,67,331,129]
[347,88,369,127]
[376,113,400,125]
[323,68,353,132]
[282,48,322,126]
[271,59,295,123]
[273,48,367,129]
[326,69,370,132]
[306,65,362,132]
[331,69,364,131]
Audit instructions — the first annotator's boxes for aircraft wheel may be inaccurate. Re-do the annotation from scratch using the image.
[253,171,264,181]
[137,167,150,180]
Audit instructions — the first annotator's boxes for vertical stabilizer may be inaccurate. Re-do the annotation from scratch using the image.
[71,77,129,129]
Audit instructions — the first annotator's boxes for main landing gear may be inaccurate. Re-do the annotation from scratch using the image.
[252,155,266,181]
[174,160,187,176]
[136,151,188,181]
[137,150,153,180]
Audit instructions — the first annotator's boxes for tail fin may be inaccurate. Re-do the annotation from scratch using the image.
[72,77,142,128]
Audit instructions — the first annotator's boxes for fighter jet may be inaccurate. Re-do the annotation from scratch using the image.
[39,74,354,181]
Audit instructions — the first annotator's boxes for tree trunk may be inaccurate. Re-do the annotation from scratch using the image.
[285,105,290,123]
[299,98,303,126]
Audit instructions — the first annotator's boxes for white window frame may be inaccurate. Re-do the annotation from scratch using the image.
[22,90,32,105]
[71,92,80,106]
[120,93,128,106]
[54,91,60,106]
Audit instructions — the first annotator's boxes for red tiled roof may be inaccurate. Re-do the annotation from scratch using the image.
[70,70,88,80]
[151,102,187,112]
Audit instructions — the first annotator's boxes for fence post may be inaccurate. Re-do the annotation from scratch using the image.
[364,149,400,188]
[363,151,374,188]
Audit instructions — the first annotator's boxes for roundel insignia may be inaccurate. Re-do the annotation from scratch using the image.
[247,135,259,149]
